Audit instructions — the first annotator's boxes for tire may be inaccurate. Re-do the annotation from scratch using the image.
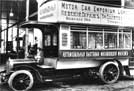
[8,70,34,91]
[99,61,120,84]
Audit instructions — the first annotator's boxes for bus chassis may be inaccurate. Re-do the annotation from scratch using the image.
[0,57,130,91]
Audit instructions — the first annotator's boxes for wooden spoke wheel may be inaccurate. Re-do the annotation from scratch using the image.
[8,70,34,91]
[99,61,120,84]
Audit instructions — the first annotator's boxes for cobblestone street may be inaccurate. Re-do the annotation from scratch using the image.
[0,76,134,91]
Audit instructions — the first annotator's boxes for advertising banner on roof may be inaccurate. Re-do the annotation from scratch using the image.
[38,0,58,22]
[38,0,134,27]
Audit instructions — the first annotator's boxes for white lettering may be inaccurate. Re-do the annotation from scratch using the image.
[86,52,99,57]
[101,52,117,56]
[62,52,85,57]
[118,51,128,56]
[62,2,78,10]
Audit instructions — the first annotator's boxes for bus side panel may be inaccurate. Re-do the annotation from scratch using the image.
[43,58,58,68]
[56,58,101,69]
[56,58,129,69]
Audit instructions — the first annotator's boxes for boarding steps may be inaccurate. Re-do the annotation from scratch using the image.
[128,61,134,77]
[129,66,134,76]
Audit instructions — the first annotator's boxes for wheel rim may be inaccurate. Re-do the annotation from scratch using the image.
[102,64,119,83]
[12,73,31,90]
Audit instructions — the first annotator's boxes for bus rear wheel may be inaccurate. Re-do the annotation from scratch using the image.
[8,70,34,91]
[99,61,120,84]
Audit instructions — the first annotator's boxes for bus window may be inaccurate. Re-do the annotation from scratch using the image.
[53,33,57,46]
[124,33,131,48]
[119,31,124,48]
[96,33,103,49]
[44,35,51,46]
[104,32,117,49]
[70,26,132,50]
[44,31,58,57]
[71,32,86,49]
[119,30,131,49]
[88,33,95,49]
[88,32,103,49]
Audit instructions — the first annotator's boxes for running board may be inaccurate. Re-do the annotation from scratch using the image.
[43,75,81,82]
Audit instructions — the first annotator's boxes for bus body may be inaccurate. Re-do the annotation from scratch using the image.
[1,0,134,91]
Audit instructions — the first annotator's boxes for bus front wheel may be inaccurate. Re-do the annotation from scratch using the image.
[8,70,34,91]
[99,61,120,84]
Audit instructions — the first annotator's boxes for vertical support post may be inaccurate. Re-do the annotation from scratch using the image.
[0,22,1,54]
[25,0,30,58]
[17,23,20,57]
[121,0,125,8]
[26,0,30,21]
[0,0,2,53]
[16,0,20,58]
[103,29,105,49]
[6,6,9,54]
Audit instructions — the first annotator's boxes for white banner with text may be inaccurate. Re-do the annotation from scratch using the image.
[38,1,134,26]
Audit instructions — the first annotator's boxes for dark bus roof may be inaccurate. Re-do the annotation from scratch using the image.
[20,21,55,28]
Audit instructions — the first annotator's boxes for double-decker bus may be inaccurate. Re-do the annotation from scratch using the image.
[0,0,134,91]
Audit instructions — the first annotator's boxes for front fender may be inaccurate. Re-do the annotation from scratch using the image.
[6,58,36,73]
[13,65,43,83]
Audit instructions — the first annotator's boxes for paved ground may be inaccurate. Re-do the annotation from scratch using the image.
[30,77,134,91]
[0,76,133,91]
[0,65,134,91]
